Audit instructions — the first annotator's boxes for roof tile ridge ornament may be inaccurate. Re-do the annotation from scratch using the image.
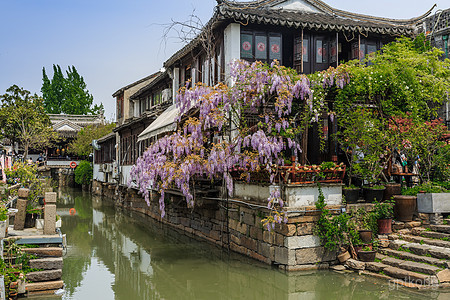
[330,4,436,26]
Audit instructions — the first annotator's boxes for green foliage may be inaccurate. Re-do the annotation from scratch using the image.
[335,36,450,120]
[314,185,359,250]
[5,161,44,202]
[337,108,387,185]
[41,65,103,115]
[373,199,395,219]
[402,181,449,196]
[0,205,8,221]
[74,160,93,185]
[68,123,115,156]
[0,85,57,158]
[1,242,42,298]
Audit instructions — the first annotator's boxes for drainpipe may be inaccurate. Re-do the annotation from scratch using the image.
[443,35,448,59]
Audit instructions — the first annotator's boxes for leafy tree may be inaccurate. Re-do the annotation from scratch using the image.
[74,160,93,185]
[68,123,116,157]
[41,65,103,115]
[0,85,57,158]
[334,35,450,120]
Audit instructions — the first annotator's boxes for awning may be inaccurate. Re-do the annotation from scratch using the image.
[137,104,179,142]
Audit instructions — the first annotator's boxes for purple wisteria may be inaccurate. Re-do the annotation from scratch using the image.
[129,60,349,221]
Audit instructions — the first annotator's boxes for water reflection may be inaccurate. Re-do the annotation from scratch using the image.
[42,188,450,299]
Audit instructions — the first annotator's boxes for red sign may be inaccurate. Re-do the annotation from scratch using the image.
[242,41,251,51]
[257,42,266,52]
[271,44,280,53]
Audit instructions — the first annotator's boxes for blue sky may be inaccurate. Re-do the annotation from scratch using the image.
[0,0,448,120]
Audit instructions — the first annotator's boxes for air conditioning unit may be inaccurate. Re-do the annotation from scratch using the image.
[105,164,112,173]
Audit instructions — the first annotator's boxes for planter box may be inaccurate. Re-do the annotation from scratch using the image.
[233,182,343,207]
[417,193,450,213]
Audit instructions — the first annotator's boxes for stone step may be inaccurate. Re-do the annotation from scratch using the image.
[380,248,449,269]
[25,280,64,292]
[411,227,450,240]
[389,239,450,260]
[26,269,62,282]
[399,234,450,248]
[427,225,450,234]
[361,270,438,289]
[379,256,442,275]
[383,266,439,286]
[21,247,63,257]
[29,257,63,270]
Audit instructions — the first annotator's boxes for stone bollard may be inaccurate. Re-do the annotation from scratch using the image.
[44,192,57,235]
[14,188,29,230]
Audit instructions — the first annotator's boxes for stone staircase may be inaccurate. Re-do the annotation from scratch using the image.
[343,225,450,289]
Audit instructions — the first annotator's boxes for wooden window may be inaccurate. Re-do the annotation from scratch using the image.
[316,39,328,63]
[240,31,282,64]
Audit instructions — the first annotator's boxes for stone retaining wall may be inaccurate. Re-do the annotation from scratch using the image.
[92,180,342,270]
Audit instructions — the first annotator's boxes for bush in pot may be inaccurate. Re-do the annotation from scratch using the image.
[373,199,394,234]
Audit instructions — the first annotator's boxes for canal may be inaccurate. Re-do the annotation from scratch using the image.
[42,188,448,299]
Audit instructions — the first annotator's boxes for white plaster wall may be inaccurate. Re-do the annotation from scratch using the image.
[122,78,155,123]
[172,67,180,104]
[120,165,135,187]
[274,0,322,12]
[224,23,240,84]
[93,164,105,182]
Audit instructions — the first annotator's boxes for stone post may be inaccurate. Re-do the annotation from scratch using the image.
[44,192,57,235]
[13,188,29,230]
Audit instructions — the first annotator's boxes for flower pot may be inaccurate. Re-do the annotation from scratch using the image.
[343,188,360,204]
[393,195,416,222]
[377,218,392,234]
[337,250,351,263]
[358,250,376,262]
[363,187,385,203]
[358,230,373,243]
[383,183,401,201]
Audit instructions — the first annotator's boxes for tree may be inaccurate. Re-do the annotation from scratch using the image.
[41,65,103,115]
[0,85,57,158]
[129,60,349,225]
[68,123,116,157]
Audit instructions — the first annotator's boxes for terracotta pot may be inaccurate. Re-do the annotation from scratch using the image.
[343,188,360,204]
[394,195,417,222]
[337,250,351,263]
[377,218,392,234]
[383,183,401,201]
[358,250,376,262]
[359,230,373,244]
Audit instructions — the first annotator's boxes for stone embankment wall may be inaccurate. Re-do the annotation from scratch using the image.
[92,180,341,270]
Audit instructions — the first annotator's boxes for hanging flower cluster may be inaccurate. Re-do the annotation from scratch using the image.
[129,60,349,221]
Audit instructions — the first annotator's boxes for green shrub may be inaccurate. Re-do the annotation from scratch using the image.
[74,160,93,185]
[402,182,448,196]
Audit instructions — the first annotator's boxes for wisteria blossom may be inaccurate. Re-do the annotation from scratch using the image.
[129,60,349,222]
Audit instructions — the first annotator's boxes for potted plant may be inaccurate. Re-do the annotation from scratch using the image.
[407,182,450,214]
[343,184,360,204]
[373,199,394,234]
[358,245,376,262]
[0,205,9,238]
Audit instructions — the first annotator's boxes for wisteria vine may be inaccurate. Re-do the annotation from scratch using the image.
[129,60,349,227]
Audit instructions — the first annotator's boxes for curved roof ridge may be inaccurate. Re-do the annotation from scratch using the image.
[219,0,435,25]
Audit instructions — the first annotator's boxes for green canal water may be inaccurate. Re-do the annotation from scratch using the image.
[41,188,449,299]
